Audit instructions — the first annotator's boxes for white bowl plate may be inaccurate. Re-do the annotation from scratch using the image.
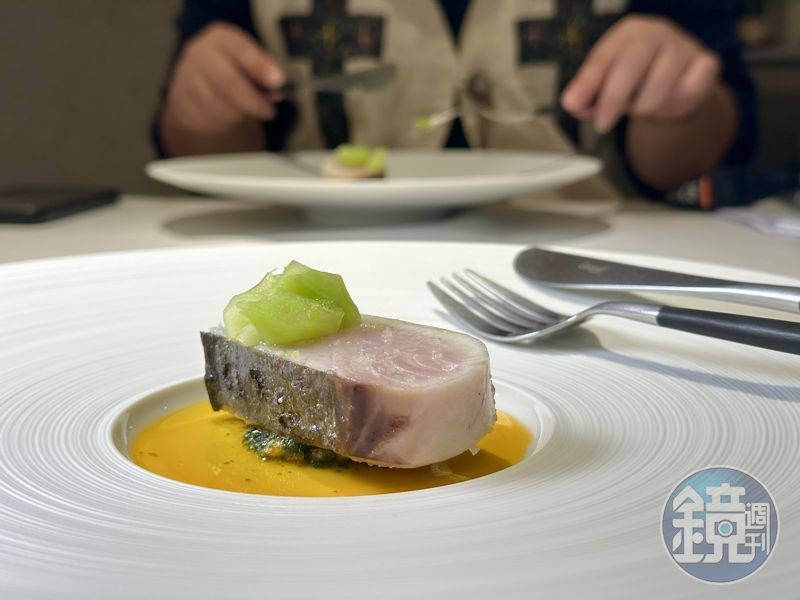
[146,150,601,217]
[0,241,798,599]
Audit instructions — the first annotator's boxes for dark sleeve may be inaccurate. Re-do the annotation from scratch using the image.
[175,0,259,43]
[615,0,758,195]
[151,0,296,158]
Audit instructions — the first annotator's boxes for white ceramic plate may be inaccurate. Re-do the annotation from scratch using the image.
[1,242,798,599]
[146,150,601,220]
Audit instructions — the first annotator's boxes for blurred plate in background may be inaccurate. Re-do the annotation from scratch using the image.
[146,150,601,223]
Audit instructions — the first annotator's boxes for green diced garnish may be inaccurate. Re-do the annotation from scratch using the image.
[238,293,344,346]
[333,144,387,174]
[222,261,361,346]
[274,261,361,328]
[334,144,372,167]
[223,271,278,345]
[365,148,387,175]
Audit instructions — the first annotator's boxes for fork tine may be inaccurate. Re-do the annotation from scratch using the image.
[439,278,525,332]
[427,281,522,337]
[463,270,562,322]
[452,272,545,328]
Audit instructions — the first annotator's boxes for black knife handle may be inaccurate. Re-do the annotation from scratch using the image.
[656,307,800,355]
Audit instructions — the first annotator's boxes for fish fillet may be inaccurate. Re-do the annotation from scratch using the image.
[201,316,495,468]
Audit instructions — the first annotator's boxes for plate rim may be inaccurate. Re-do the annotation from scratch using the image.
[1,239,797,598]
[144,150,603,209]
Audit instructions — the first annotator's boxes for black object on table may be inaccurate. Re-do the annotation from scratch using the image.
[0,188,118,224]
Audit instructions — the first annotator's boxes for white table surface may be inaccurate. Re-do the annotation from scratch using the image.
[0,194,797,280]
[1,193,799,600]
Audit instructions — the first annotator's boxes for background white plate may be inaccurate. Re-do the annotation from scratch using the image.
[146,150,601,214]
[0,241,798,599]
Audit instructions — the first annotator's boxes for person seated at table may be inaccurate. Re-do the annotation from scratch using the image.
[153,0,756,200]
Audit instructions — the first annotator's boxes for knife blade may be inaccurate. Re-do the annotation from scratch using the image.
[514,247,800,315]
[279,63,397,95]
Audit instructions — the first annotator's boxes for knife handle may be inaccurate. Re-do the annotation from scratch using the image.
[656,306,800,355]
[714,283,800,315]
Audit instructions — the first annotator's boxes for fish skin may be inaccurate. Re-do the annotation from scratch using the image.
[201,317,495,468]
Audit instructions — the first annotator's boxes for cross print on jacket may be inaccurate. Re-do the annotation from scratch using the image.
[517,0,621,139]
[280,0,384,147]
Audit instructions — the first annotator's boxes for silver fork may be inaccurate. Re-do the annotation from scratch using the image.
[413,103,558,132]
[413,74,557,134]
[428,270,800,355]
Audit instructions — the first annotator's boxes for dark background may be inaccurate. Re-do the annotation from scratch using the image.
[1,0,798,194]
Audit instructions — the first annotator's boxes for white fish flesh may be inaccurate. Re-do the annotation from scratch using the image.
[201,316,495,468]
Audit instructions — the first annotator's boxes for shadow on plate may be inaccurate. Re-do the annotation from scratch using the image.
[540,326,799,403]
[161,203,610,245]
[597,351,800,403]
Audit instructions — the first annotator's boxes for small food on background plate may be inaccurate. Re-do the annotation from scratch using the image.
[322,144,388,179]
[202,261,496,469]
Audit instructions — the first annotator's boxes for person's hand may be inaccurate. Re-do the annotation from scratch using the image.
[164,22,285,135]
[561,15,722,133]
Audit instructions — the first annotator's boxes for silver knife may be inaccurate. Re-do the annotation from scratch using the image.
[279,63,397,95]
[514,247,800,315]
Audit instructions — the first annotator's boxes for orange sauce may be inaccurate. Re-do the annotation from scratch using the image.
[130,401,531,497]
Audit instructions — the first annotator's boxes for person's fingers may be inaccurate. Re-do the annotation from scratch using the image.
[568,106,596,121]
[561,33,622,115]
[630,44,693,116]
[563,14,721,127]
[670,51,720,116]
[216,27,285,89]
[264,89,286,104]
[191,75,242,128]
[593,41,660,132]
[206,53,276,120]
[170,92,205,130]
